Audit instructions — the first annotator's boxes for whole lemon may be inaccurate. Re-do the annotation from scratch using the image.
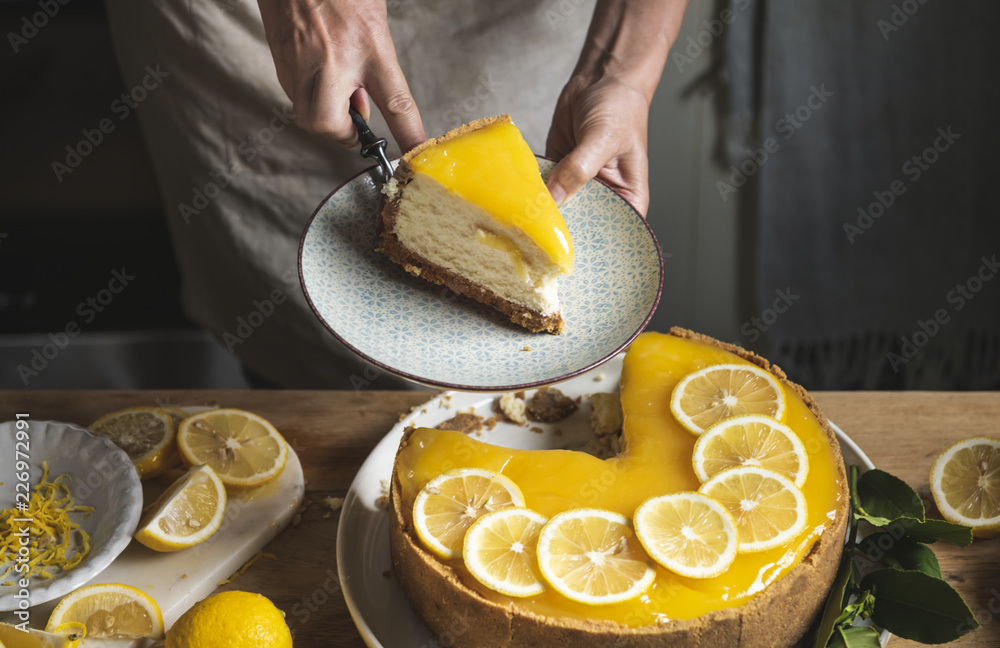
[166,591,293,648]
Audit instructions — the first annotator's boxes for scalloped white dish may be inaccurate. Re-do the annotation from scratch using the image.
[336,357,889,648]
[0,420,142,611]
[299,158,663,391]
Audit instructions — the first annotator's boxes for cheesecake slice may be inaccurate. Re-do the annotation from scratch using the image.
[376,115,573,334]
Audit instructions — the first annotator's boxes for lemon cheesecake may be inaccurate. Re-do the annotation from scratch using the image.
[377,115,573,334]
[389,328,849,647]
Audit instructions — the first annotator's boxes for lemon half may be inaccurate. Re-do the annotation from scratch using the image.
[930,436,1000,538]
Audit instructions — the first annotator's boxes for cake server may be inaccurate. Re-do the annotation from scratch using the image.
[350,106,394,185]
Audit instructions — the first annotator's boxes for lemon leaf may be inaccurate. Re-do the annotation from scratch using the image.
[827,625,882,648]
[860,569,978,644]
[901,519,973,547]
[853,468,924,526]
[855,534,941,579]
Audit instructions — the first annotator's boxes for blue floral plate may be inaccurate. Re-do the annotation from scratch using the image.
[298,157,662,391]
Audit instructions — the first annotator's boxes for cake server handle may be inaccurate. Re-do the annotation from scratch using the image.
[349,105,393,185]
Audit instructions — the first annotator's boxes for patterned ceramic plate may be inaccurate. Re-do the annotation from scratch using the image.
[298,158,662,391]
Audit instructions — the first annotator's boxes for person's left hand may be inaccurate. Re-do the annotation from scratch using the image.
[546,73,651,217]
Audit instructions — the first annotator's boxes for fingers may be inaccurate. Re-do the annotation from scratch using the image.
[303,65,358,147]
[366,57,426,153]
[546,125,617,207]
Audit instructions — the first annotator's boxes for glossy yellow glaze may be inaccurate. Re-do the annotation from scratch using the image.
[409,120,573,274]
[396,332,844,625]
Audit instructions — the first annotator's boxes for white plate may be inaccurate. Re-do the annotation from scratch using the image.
[335,358,887,647]
[0,420,142,611]
[299,158,662,391]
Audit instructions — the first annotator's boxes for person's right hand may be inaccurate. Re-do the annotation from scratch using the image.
[257,0,425,152]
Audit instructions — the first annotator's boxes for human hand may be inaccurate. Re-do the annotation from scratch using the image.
[546,74,651,216]
[257,0,425,151]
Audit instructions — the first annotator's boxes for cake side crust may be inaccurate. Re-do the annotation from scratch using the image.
[388,329,850,648]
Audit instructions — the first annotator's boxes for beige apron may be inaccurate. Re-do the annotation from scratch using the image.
[103,0,595,388]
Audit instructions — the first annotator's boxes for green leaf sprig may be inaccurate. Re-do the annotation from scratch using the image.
[812,466,978,647]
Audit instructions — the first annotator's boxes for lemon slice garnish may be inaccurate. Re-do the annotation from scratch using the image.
[463,507,548,597]
[90,406,176,479]
[692,414,809,487]
[134,464,227,552]
[536,508,655,605]
[633,492,739,579]
[930,436,1000,538]
[45,583,163,640]
[699,466,807,553]
[0,621,83,648]
[413,468,524,560]
[670,364,787,435]
[177,409,288,491]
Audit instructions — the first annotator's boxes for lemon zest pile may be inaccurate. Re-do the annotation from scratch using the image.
[0,463,94,584]
[217,551,277,586]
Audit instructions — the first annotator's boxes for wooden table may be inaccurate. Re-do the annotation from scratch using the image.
[3,391,998,647]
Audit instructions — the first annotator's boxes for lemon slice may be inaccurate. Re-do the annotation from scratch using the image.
[699,466,807,553]
[160,406,190,425]
[536,508,655,605]
[413,468,524,559]
[134,464,227,552]
[633,492,739,579]
[463,507,548,597]
[930,436,1000,538]
[177,409,288,491]
[45,583,163,640]
[670,364,787,435]
[0,622,82,648]
[692,414,809,487]
[90,406,176,479]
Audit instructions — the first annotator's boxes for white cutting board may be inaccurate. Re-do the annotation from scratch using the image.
[4,451,304,647]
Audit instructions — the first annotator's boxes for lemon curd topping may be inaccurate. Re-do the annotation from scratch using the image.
[408,121,573,274]
[396,332,844,626]
[475,229,528,280]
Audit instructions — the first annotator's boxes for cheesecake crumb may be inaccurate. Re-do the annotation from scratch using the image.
[593,373,605,382]
[324,496,345,513]
[484,416,498,431]
[496,392,527,425]
[436,412,484,435]
[526,387,579,423]
[376,495,390,510]
[589,392,624,454]
[530,426,544,434]
[522,346,532,352]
